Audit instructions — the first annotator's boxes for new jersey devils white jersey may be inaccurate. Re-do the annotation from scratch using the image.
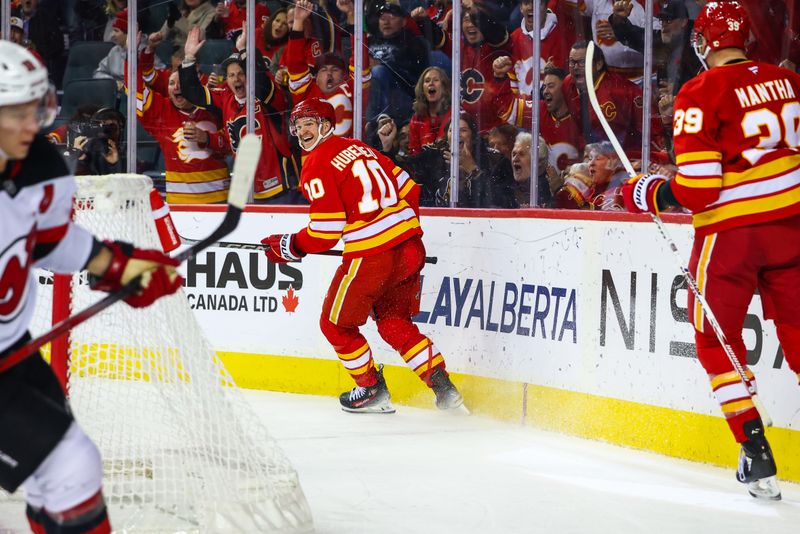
[0,136,94,353]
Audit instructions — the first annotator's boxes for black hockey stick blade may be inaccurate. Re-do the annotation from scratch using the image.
[0,135,261,373]
[177,236,439,264]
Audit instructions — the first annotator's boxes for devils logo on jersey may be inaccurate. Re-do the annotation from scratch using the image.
[0,232,34,324]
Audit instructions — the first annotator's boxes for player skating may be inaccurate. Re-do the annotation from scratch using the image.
[0,42,183,531]
[622,1,800,501]
[262,97,465,414]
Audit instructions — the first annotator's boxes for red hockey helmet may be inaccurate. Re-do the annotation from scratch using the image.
[290,98,335,131]
[289,98,336,151]
[693,1,750,53]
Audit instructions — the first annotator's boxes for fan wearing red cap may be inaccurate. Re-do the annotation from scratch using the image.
[261,97,465,415]
[622,1,800,502]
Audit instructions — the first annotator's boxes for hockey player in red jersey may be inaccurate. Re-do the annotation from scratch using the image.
[0,42,183,532]
[261,98,464,414]
[622,1,800,501]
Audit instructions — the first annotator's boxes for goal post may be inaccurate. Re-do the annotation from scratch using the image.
[31,174,313,533]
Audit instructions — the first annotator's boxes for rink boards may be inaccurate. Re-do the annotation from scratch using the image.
[171,206,800,482]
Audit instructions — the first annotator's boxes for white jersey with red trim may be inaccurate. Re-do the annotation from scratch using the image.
[0,136,94,353]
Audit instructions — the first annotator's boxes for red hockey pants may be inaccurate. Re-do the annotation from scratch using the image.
[688,214,800,442]
[319,236,446,387]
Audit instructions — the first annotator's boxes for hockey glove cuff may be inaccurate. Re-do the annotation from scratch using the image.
[622,174,667,214]
[262,234,305,263]
[89,240,183,308]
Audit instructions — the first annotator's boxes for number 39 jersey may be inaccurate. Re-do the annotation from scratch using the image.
[671,60,800,236]
[293,136,422,259]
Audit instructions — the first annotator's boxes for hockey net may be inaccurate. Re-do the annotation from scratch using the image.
[26,174,313,533]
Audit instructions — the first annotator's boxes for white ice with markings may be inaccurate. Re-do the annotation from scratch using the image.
[2,390,799,533]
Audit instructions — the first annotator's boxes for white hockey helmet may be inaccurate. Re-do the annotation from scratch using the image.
[0,41,56,127]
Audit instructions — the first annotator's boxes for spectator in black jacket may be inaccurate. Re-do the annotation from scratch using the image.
[18,0,66,88]
[366,3,430,123]
[608,0,701,95]
[435,112,518,208]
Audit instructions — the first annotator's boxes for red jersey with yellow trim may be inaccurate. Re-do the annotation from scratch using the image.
[204,86,289,200]
[137,85,230,204]
[285,33,370,138]
[293,136,422,259]
[562,70,661,153]
[493,78,583,170]
[671,60,800,236]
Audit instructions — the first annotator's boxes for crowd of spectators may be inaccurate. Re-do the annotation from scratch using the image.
[3,0,799,208]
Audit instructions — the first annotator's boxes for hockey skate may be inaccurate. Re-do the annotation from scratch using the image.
[736,421,781,500]
[340,364,395,414]
[429,368,467,412]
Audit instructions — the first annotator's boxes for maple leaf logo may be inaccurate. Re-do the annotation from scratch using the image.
[282,287,299,313]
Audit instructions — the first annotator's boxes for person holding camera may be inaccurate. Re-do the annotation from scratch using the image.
[70,108,126,176]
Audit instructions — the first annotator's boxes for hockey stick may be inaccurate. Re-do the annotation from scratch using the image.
[0,135,261,374]
[585,42,772,425]
[177,236,439,265]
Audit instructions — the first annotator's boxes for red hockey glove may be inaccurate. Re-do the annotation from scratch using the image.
[90,240,183,308]
[261,234,305,263]
[621,174,667,214]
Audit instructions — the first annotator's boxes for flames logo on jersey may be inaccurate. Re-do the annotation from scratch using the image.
[600,101,617,121]
[327,91,353,136]
[226,116,264,152]
[461,69,486,104]
[0,232,34,324]
[174,120,218,162]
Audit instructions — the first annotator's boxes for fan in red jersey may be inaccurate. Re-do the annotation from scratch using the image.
[490,57,584,171]
[562,40,664,154]
[508,0,569,96]
[179,26,297,202]
[284,0,370,138]
[125,35,230,204]
[415,0,511,134]
[262,98,465,414]
[622,1,800,502]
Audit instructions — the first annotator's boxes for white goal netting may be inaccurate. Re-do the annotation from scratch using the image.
[27,174,313,533]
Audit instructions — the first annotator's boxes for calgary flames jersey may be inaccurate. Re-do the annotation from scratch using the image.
[293,136,422,259]
[285,33,370,138]
[493,79,583,170]
[136,85,230,204]
[205,86,289,200]
[460,39,512,134]
[508,11,569,96]
[562,70,661,153]
[671,60,800,236]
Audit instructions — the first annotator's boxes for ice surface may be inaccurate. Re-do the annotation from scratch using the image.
[2,390,799,533]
